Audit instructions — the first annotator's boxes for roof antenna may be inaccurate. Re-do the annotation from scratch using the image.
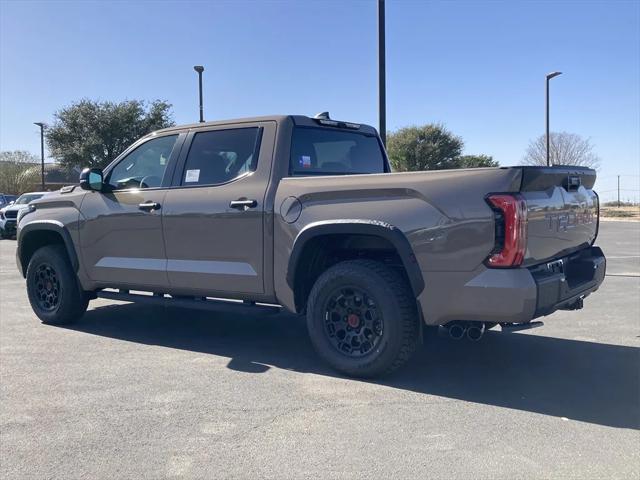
[314,111,330,120]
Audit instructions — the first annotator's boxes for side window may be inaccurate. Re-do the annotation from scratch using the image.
[106,135,178,190]
[181,128,261,186]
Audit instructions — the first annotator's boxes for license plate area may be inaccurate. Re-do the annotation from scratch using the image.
[530,246,606,316]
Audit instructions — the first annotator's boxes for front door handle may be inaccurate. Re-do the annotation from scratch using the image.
[139,201,161,212]
[229,199,257,211]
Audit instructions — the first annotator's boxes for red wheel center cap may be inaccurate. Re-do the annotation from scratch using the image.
[347,314,360,328]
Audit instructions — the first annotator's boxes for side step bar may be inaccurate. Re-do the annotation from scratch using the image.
[500,321,544,332]
[96,290,282,315]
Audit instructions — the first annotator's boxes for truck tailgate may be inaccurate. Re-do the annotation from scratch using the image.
[519,166,598,266]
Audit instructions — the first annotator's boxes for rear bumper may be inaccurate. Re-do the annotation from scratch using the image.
[529,246,606,318]
[418,246,606,326]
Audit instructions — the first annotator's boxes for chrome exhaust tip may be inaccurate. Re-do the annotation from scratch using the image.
[448,323,466,340]
[466,323,486,341]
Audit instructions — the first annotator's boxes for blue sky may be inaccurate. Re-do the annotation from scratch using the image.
[1,0,638,201]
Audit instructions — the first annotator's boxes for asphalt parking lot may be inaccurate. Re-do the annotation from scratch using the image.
[1,221,638,479]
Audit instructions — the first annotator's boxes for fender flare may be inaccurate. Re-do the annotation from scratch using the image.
[17,220,79,276]
[286,219,425,296]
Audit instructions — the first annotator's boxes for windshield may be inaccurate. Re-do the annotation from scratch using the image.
[290,127,386,176]
[15,194,44,205]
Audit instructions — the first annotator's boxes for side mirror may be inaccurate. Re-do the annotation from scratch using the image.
[8,201,14,206]
[79,168,104,192]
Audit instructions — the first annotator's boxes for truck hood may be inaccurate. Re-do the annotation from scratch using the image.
[29,186,86,211]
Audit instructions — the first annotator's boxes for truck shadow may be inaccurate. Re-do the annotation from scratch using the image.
[63,302,639,430]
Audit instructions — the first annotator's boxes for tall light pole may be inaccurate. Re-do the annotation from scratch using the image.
[378,0,386,146]
[33,122,46,190]
[546,71,562,166]
[193,65,205,123]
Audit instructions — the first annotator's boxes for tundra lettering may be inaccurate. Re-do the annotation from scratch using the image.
[545,210,595,232]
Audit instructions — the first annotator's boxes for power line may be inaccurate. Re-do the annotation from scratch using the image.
[598,174,640,178]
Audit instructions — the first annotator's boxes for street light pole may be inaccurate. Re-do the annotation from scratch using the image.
[378,0,386,146]
[33,122,45,190]
[193,65,205,123]
[545,71,562,166]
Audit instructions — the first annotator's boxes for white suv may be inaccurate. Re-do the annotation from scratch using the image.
[0,192,47,239]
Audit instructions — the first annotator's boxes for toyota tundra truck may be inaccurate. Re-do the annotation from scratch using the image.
[15,114,605,377]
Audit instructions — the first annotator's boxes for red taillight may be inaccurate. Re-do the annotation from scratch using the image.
[485,193,528,268]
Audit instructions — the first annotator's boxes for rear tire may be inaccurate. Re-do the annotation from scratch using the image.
[306,260,419,378]
[26,245,89,325]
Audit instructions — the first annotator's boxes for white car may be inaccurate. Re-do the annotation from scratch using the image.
[0,192,48,239]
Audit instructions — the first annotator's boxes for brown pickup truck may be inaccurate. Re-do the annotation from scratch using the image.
[15,113,605,377]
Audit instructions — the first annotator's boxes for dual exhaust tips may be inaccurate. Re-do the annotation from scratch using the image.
[447,322,486,341]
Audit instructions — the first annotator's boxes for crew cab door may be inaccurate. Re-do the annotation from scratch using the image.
[161,122,276,295]
[79,133,185,288]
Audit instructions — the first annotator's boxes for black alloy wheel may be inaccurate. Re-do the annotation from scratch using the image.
[33,263,61,311]
[322,286,384,357]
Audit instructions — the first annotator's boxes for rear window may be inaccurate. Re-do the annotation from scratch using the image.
[290,127,386,176]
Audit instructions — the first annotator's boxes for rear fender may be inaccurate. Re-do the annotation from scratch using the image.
[287,219,425,297]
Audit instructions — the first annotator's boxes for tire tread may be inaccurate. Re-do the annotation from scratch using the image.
[26,244,88,325]
[306,259,419,377]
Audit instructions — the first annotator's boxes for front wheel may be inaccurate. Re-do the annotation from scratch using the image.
[26,245,89,325]
[306,260,419,378]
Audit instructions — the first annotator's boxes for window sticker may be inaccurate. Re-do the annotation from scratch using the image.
[299,155,312,168]
[185,169,200,183]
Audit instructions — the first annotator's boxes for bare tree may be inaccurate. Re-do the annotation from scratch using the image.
[0,151,40,194]
[523,132,600,169]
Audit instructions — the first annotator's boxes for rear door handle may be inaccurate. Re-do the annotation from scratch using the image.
[139,201,161,212]
[229,199,257,211]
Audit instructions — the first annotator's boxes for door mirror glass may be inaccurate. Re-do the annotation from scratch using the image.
[79,168,104,191]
